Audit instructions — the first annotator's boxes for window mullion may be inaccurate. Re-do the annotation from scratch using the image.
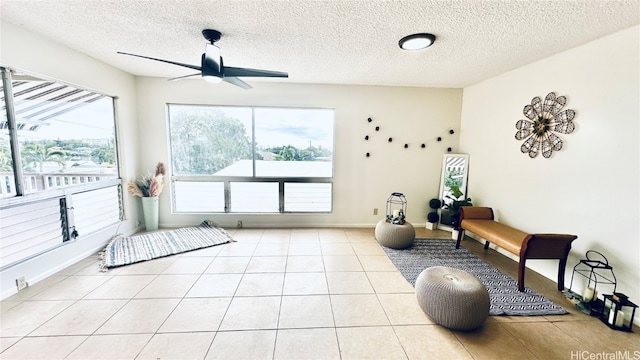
[1,67,25,196]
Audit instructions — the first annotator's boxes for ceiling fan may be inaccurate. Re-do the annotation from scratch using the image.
[117,29,288,90]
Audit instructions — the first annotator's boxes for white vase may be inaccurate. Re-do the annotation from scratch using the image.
[141,196,159,231]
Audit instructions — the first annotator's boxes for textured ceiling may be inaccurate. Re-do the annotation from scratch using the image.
[1,0,638,88]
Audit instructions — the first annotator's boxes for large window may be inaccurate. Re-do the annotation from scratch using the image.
[0,67,121,269]
[168,105,334,213]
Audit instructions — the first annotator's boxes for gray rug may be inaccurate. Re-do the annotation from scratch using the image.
[100,220,234,270]
[383,238,568,316]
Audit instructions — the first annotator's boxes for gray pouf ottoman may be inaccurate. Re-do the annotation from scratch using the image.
[375,220,415,249]
[415,266,490,331]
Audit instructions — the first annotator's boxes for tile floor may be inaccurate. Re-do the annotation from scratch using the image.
[0,227,638,359]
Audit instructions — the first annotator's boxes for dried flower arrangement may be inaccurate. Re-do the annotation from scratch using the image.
[127,162,166,197]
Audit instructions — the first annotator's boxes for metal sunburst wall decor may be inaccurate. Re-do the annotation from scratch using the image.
[515,92,576,158]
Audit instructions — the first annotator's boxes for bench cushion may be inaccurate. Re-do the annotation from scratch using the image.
[460,219,528,256]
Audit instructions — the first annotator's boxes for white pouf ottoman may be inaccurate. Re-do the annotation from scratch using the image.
[415,266,490,331]
[375,220,415,249]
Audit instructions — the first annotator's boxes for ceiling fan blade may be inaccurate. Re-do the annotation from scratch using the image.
[117,51,202,71]
[223,76,252,90]
[224,66,288,78]
[168,73,201,81]
[201,44,222,76]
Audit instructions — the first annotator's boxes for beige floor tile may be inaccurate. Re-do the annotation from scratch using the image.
[331,294,390,327]
[351,242,386,255]
[65,333,152,359]
[0,335,87,360]
[320,242,355,256]
[0,300,74,337]
[0,337,20,353]
[235,273,285,296]
[260,231,291,243]
[323,256,363,272]
[254,243,289,256]
[114,256,177,275]
[31,299,126,336]
[30,275,111,300]
[217,243,258,256]
[205,256,251,273]
[3,275,68,301]
[501,321,592,359]
[290,231,319,243]
[278,295,334,329]
[231,229,264,243]
[96,298,179,334]
[366,272,414,293]
[357,255,398,271]
[136,332,215,360]
[553,319,640,353]
[134,274,199,298]
[288,242,322,255]
[205,330,276,360]
[286,255,325,272]
[378,294,433,325]
[274,328,340,359]
[0,301,20,314]
[84,275,156,299]
[186,274,243,297]
[219,296,281,330]
[393,325,473,360]
[161,256,214,274]
[282,272,328,295]
[326,272,374,294]
[246,256,287,273]
[158,297,232,332]
[336,326,407,360]
[454,323,538,360]
[55,256,102,275]
[318,230,349,243]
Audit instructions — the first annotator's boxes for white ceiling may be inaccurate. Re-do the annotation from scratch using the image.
[1,0,638,88]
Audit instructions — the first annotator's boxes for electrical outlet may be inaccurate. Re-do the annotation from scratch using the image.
[237,220,243,229]
[373,208,378,215]
[16,276,28,291]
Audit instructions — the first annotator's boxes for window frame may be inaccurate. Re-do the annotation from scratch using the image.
[0,66,123,269]
[167,104,335,214]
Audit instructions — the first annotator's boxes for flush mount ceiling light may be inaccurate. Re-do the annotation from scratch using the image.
[399,33,436,50]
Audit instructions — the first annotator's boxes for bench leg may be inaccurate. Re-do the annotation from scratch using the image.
[455,229,464,249]
[484,240,490,250]
[557,258,567,291]
[518,259,526,292]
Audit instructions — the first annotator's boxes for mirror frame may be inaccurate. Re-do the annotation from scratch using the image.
[437,154,469,230]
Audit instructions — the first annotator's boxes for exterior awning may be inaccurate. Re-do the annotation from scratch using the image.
[1,78,105,132]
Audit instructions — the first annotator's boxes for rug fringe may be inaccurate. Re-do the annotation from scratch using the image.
[201,219,237,242]
[99,233,124,272]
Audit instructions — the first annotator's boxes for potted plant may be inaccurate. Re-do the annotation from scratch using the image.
[442,185,472,238]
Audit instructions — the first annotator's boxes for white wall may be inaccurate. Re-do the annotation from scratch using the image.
[134,78,462,228]
[460,26,639,317]
[0,22,141,299]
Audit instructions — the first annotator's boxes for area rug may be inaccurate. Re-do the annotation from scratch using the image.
[100,220,234,270]
[382,238,568,316]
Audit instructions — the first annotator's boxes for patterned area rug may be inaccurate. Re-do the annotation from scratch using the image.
[383,238,568,316]
[100,220,234,270]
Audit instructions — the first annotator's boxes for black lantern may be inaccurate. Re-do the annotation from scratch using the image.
[599,293,637,332]
[567,250,617,316]
[385,192,407,225]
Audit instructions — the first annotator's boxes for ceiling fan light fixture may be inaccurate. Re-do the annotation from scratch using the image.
[203,75,223,83]
[399,33,436,51]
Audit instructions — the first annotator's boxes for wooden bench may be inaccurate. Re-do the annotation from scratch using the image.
[456,206,577,292]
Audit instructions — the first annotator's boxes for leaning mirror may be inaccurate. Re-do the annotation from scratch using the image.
[437,154,469,229]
